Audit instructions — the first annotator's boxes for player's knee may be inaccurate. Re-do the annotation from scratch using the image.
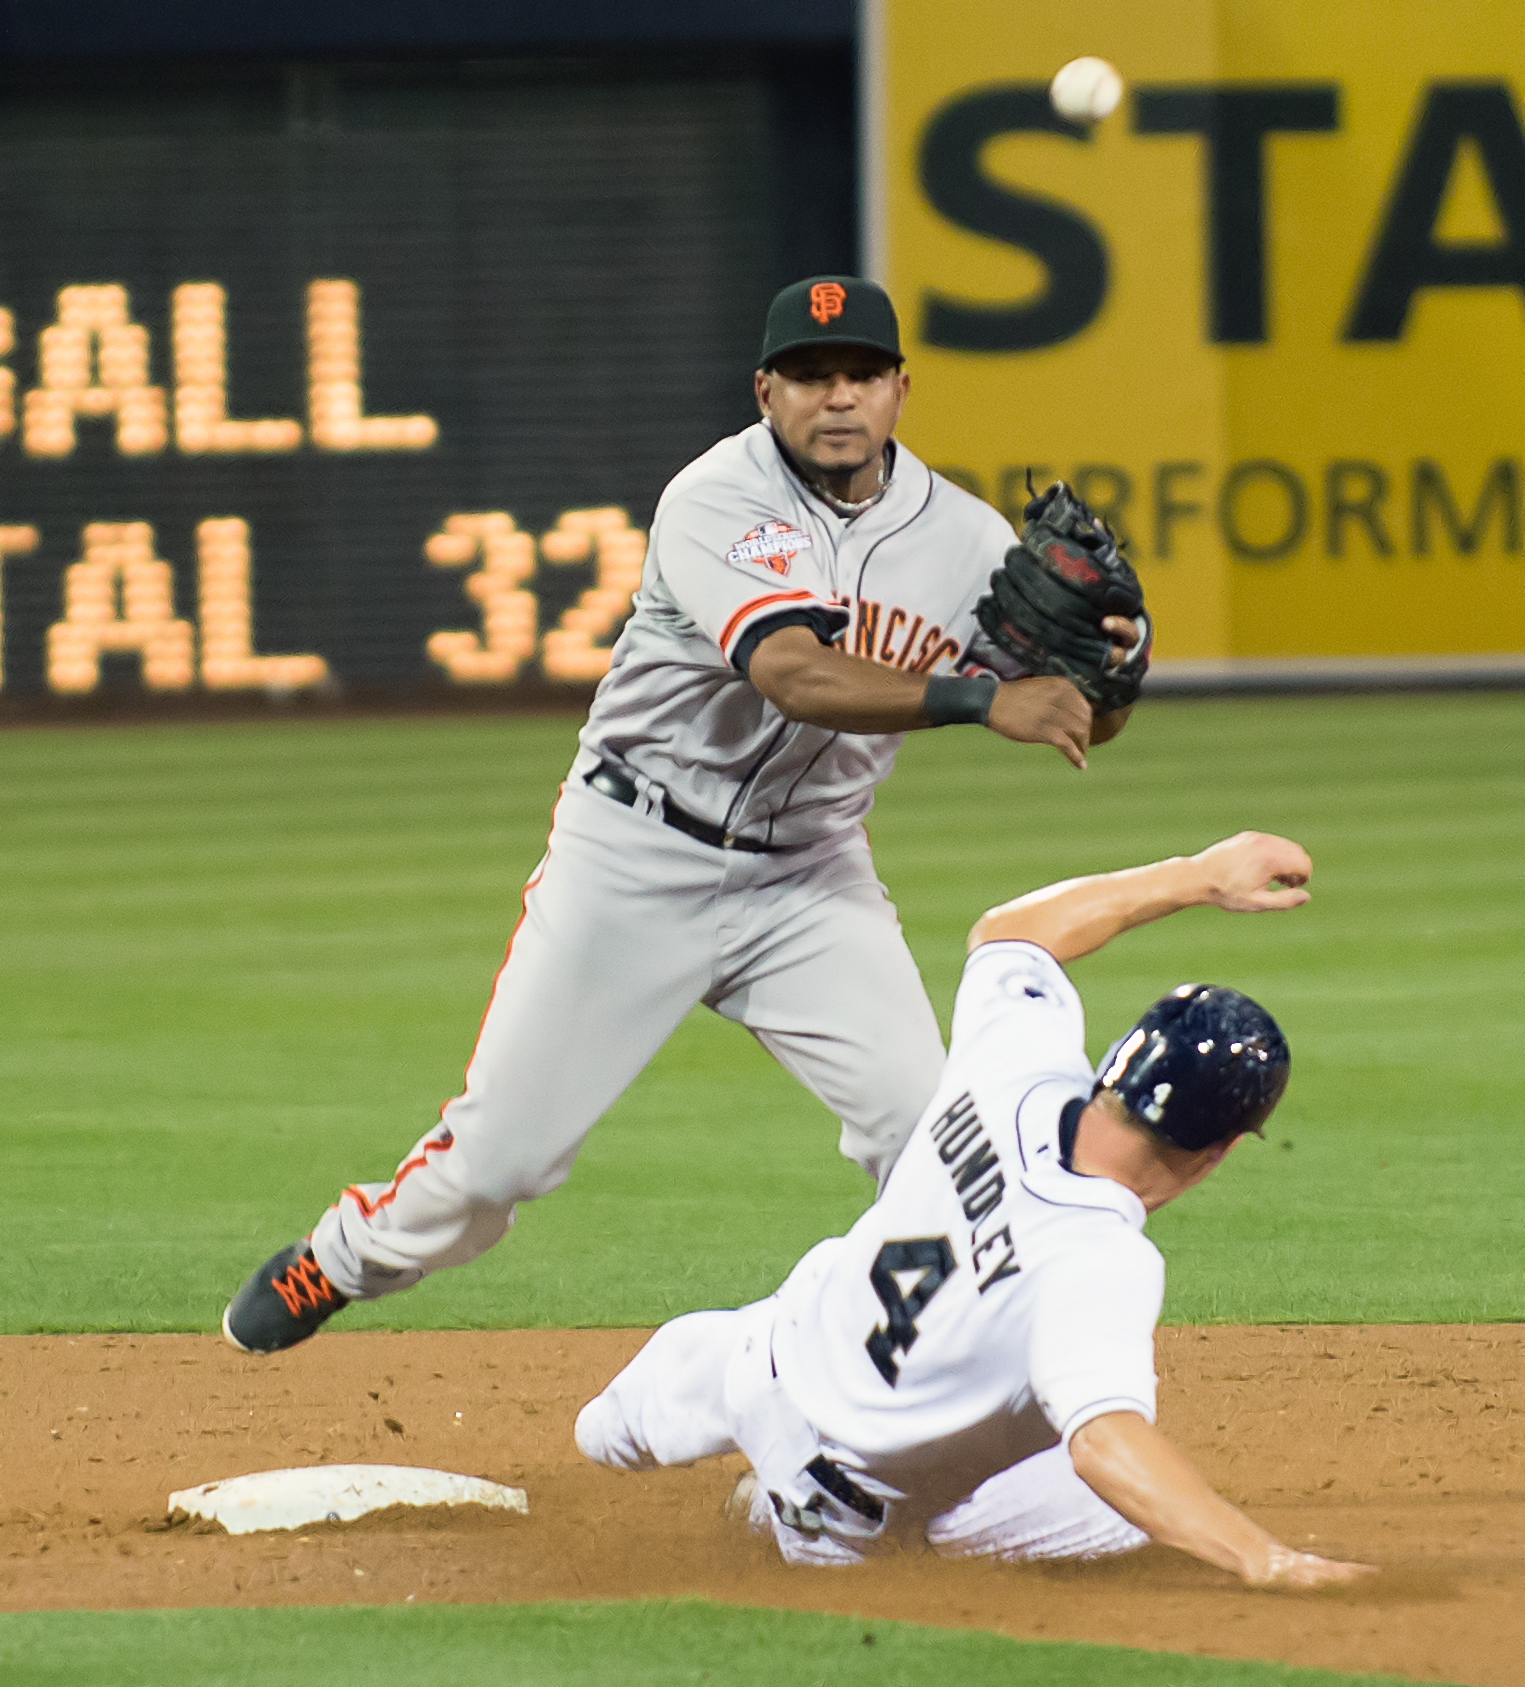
[837,1107,919,1185]
[574,1390,656,1472]
[573,1393,619,1465]
[838,1056,945,1178]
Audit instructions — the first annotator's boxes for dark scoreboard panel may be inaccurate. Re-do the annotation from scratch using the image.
[0,61,791,702]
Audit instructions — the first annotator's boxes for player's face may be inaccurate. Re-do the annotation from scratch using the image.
[755,347,909,481]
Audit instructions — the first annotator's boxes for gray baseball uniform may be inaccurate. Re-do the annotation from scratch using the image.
[312,421,1018,1302]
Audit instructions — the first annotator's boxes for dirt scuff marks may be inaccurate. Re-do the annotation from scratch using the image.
[2,1326,1523,1686]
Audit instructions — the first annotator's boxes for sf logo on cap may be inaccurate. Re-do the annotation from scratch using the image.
[809,282,846,325]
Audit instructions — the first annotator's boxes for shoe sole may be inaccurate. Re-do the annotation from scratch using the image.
[221,1297,331,1356]
[221,1303,256,1354]
[724,1470,759,1522]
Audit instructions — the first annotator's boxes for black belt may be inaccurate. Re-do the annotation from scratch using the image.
[584,760,776,854]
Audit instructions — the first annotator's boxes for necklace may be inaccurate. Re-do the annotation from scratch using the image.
[768,426,894,518]
[809,450,891,519]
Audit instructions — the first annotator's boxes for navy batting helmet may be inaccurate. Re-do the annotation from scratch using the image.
[1094,984,1289,1151]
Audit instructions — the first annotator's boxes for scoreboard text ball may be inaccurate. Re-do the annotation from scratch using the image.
[0,66,772,700]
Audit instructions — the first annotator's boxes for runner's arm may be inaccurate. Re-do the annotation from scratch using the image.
[1070,1411,1374,1590]
[968,831,1312,960]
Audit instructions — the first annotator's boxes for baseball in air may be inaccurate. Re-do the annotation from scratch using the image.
[1049,57,1124,123]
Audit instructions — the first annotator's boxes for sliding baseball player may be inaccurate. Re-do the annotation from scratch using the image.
[577,832,1377,1591]
[223,275,1151,1353]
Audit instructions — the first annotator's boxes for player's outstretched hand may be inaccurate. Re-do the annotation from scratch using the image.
[1192,831,1312,912]
[1245,1543,1379,1591]
[987,675,1093,769]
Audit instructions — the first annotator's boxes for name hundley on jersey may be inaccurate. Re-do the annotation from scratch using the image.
[929,1092,1021,1295]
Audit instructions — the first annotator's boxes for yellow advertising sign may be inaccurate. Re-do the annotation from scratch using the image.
[866,0,1525,664]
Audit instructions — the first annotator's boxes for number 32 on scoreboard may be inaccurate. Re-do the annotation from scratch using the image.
[424,506,646,685]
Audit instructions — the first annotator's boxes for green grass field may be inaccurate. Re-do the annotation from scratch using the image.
[1,693,1516,1687]
[2,694,1521,1332]
[0,1601,1433,1687]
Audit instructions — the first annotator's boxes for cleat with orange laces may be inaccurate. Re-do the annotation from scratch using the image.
[222,1243,349,1353]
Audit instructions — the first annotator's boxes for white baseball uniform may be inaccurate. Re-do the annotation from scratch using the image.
[311,421,1018,1301]
[575,940,1158,1566]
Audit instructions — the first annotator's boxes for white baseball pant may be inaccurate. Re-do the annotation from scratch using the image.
[575,1300,1147,1566]
[311,780,947,1301]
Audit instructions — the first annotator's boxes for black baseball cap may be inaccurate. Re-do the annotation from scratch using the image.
[758,276,903,368]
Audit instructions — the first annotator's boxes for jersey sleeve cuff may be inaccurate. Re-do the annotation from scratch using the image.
[958,939,1075,1001]
[1057,1397,1156,1449]
[719,590,847,669]
[966,937,1065,965]
[731,604,850,675]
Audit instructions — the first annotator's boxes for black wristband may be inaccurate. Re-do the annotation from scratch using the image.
[923,673,999,727]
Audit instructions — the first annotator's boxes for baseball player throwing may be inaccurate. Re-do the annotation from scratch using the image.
[577,831,1377,1590]
[223,276,1150,1353]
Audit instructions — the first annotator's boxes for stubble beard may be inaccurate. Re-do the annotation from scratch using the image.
[799,433,877,495]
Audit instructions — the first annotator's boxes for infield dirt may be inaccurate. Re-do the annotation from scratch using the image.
[3,1326,1521,1686]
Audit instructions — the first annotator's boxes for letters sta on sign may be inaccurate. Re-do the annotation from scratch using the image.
[0,280,647,695]
[872,0,1525,659]
[906,77,1525,577]
[913,80,1525,351]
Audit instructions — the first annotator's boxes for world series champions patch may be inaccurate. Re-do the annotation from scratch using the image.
[725,521,814,577]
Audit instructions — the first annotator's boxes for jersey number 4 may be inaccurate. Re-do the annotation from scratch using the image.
[866,1236,956,1387]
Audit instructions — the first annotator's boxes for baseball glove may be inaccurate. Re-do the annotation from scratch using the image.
[972,477,1151,713]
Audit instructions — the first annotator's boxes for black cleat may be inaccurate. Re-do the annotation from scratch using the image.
[222,1243,348,1354]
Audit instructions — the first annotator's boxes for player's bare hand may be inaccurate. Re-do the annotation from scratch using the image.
[1245,1543,1379,1591]
[1102,615,1141,668]
[1192,831,1312,912]
[987,675,1092,769]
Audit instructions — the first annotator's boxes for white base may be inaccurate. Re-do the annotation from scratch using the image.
[167,1464,529,1535]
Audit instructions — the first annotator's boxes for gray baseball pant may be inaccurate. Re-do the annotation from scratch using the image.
[311,780,947,1301]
